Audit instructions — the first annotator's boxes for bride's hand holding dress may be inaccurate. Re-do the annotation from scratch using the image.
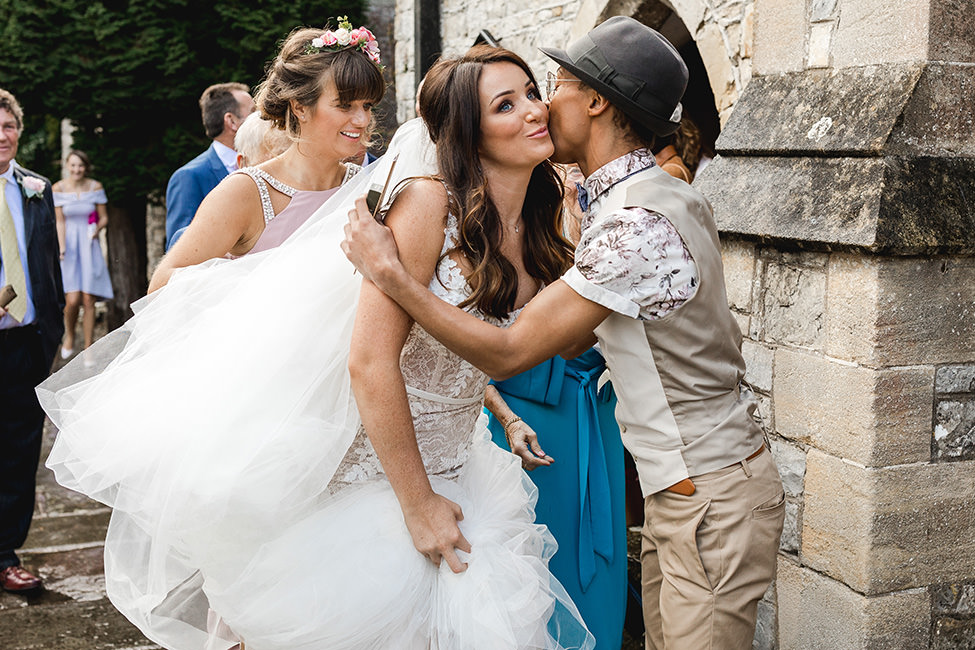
[348,179,472,574]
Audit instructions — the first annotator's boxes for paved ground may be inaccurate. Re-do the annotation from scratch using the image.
[0,414,162,650]
[1,316,644,649]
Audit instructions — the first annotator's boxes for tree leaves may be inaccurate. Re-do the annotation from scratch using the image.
[0,0,364,201]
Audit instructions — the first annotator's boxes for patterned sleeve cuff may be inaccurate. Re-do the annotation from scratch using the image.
[561,265,641,318]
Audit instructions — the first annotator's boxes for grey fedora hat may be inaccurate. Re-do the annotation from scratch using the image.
[540,16,689,137]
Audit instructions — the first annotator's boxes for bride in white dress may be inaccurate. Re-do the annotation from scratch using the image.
[38,42,594,650]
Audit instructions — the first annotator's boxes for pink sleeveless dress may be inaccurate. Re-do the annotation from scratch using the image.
[234,164,361,256]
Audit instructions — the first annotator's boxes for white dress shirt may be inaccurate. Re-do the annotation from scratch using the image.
[212,141,238,173]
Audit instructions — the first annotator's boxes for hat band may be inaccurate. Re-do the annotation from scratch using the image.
[565,35,679,125]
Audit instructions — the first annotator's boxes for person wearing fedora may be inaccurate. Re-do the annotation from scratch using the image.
[342,16,785,649]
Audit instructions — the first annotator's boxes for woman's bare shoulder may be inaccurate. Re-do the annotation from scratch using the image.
[195,172,262,223]
[388,177,450,218]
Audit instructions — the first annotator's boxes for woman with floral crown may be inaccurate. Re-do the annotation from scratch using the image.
[149,20,383,291]
[39,25,595,650]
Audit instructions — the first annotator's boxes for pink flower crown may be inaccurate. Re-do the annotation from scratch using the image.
[307,16,382,67]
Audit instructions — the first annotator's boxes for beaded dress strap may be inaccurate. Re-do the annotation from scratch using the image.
[343,163,362,184]
[235,167,299,225]
[237,164,360,225]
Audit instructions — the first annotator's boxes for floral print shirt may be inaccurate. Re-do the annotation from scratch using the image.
[561,148,699,321]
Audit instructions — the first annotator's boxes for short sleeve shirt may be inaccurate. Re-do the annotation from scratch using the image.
[561,149,698,321]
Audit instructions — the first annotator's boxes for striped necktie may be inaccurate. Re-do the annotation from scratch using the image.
[0,177,28,321]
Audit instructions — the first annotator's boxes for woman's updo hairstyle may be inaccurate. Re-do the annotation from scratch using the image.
[256,26,386,139]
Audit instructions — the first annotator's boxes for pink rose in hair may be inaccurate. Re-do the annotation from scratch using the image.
[349,28,362,45]
[322,32,338,46]
[359,28,376,42]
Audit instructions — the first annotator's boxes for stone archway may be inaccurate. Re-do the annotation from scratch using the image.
[569,0,754,129]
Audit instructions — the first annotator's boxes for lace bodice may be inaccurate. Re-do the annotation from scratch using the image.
[333,213,518,485]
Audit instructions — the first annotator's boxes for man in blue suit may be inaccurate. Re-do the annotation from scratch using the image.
[165,82,254,249]
[0,88,65,593]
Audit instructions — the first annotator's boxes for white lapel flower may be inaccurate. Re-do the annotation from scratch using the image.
[21,176,46,200]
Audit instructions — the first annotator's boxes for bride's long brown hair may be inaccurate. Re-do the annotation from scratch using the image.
[418,45,573,320]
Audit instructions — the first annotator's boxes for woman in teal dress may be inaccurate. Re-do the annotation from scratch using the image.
[486,348,626,649]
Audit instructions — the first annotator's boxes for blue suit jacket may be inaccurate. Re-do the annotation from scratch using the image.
[10,164,65,369]
[165,143,228,250]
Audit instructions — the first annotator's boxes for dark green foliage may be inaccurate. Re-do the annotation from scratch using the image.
[0,0,366,202]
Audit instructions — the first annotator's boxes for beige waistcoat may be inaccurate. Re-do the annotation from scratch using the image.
[586,165,764,495]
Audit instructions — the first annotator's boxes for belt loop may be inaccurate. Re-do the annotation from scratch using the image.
[741,456,753,478]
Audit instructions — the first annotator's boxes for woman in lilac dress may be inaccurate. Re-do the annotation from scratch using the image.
[148,25,384,292]
[53,150,113,357]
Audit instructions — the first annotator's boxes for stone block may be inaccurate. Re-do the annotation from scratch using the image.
[887,63,975,158]
[776,557,930,650]
[713,0,746,23]
[733,311,751,339]
[774,349,933,466]
[740,3,754,58]
[568,0,604,41]
[938,366,975,394]
[780,500,799,554]
[824,252,879,364]
[780,250,826,268]
[930,0,975,63]
[827,255,975,366]
[699,154,975,255]
[721,237,756,312]
[700,155,883,246]
[753,581,778,649]
[696,22,738,112]
[806,21,833,69]
[932,617,975,650]
[802,449,975,594]
[752,0,806,74]
[742,340,773,392]
[668,0,707,35]
[935,398,975,462]
[933,582,975,617]
[716,64,924,156]
[759,261,825,349]
[770,437,805,498]
[831,0,929,68]
[810,0,837,22]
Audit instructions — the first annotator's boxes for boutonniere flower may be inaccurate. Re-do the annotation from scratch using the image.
[21,176,46,200]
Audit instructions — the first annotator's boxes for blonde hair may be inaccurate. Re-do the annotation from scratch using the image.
[234,112,290,167]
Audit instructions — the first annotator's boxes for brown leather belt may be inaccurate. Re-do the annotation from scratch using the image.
[664,446,766,496]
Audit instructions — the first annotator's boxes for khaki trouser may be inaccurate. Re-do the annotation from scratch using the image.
[641,447,785,650]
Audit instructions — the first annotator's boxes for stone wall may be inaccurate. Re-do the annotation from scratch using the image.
[699,0,975,647]
[719,238,975,649]
[393,0,756,124]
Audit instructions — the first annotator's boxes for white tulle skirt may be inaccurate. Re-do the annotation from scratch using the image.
[99,422,593,650]
[37,120,594,649]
